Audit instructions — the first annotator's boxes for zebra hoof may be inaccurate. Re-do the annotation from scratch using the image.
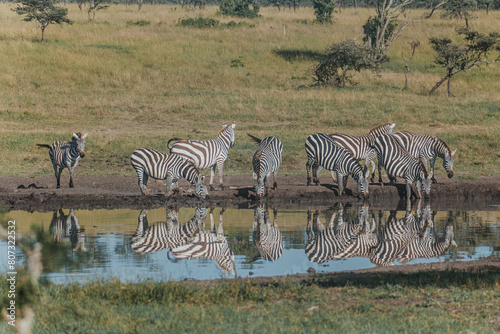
[209,185,215,191]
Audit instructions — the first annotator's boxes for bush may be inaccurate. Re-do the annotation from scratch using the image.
[218,0,260,18]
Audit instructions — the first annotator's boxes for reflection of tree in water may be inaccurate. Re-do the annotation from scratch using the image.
[306,201,456,266]
[132,208,236,276]
[252,205,283,262]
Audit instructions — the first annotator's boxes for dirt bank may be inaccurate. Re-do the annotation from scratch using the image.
[1,174,499,212]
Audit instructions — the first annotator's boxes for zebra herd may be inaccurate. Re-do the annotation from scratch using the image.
[37,122,456,201]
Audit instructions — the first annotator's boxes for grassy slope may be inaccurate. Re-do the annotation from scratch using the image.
[0,5,499,178]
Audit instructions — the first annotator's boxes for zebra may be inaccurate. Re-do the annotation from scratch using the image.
[248,134,283,197]
[391,131,456,183]
[170,208,236,276]
[167,122,236,191]
[305,208,365,263]
[328,123,396,182]
[131,208,206,255]
[372,133,432,202]
[130,148,208,198]
[253,206,283,262]
[37,132,88,188]
[305,133,370,198]
[49,209,86,252]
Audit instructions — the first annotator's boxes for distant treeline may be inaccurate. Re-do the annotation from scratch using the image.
[4,0,500,10]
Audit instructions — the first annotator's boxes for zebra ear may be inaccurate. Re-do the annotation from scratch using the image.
[82,133,88,139]
[231,122,236,129]
[72,133,78,139]
[364,168,370,179]
[451,149,457,156]
[252,172,258,180]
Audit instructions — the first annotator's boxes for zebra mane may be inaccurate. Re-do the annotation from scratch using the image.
[217,123,233,137]
[167,137,184,149]
[433,136,452,154]
[369,123,394,134]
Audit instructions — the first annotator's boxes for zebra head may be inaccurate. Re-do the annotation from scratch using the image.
[253,172,266,197]
[72,132,88,158]
[194,175,208,199]
[443,149,456,179]
[356,169,371,199]
[419,160,433,198]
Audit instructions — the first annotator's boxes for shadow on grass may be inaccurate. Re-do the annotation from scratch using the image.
[273,49,323,62]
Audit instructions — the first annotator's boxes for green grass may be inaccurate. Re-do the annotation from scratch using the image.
[0,5,499,178]
[1,269,499,333]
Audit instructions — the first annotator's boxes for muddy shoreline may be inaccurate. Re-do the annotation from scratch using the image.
[1,174,499,212]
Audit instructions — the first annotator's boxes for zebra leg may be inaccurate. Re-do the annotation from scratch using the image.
[312,163,320,185]
[272,171,278,190]
[337,172,344,196]
[141,173,149,195]
[217,161,225,190]
[68,167,75,188]
[166,176,175,197]
[377,161,384,185]
[306,158,313,186]
[53,164,62,188]
[264,175,270,195]
[429,157,438,183]
[330,170,337,183]
[209,164,216,191]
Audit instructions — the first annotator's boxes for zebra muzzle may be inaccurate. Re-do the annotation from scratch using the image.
[80,152,85,158]
[447,171,454,178]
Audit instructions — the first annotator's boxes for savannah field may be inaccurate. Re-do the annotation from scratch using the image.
[0,4,499,180]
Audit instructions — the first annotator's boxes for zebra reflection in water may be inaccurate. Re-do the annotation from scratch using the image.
[131,208,206,254]
[170,208,236,276]
[370,200,456,266]
[49,209,86,252]
[253,205,283,262]
[306,204,376,263]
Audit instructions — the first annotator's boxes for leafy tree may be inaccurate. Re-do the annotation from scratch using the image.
[13,0,73,43]
[219,0,260,18]
[88,0,109,22]
[441,0,477,28]
[429,28,500,96]
[314,39,373,87]
[313,0,335,23]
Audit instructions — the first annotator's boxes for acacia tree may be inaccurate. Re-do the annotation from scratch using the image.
[87,0,109,22]
[429,28,500,96]
[313,0,335,23]
[441,0,477,28]
[314,39,373,87]
[13,0,72,43]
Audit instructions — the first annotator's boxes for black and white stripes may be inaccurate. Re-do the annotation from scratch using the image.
[168,122,236,191]
[248,134,283,197]
[305,133,370,198]
[130,148,208,198]
[37,132,88,188]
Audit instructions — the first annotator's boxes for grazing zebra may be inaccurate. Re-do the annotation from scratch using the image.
[170,208,236,276]
[305,209,364,263]
[130,148,208,198]
[370,200,431,266]
[248,134,283,197]
[253,206,283,262]
[49,209,86,252]
[328,123,396,182]
[167,122,236,191]
[372,134,432,202]
[131,208,206,254]
[305,133,370,198]
[391,131,456,183]
[37,132,88,188]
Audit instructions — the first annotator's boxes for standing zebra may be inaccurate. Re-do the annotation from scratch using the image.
[168,122,236,191]
[328,123,396,182]
[391,131,456,183]
[372,133,432,202]
[248,134,283,197]
[305,133,370,198]
[170,208,236,276]
[253,205,283,262]
[130,148,208,198]
[37,132,88,188]
[49,209,86,252]
[131,208,206,255]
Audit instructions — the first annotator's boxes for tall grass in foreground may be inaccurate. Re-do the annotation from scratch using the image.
[0,4,499,177]
[0,269,499,333]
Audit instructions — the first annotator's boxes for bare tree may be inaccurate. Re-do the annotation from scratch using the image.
[402,40,420,89]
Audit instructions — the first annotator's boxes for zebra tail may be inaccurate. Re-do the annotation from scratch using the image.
[167,137,184,149]
[36,144,51,149]
[247,133,262,144]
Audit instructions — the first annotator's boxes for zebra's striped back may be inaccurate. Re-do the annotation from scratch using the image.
[168,123,236,170]
[373,134,432,198]
[249,135,283,196]
[130,148,208,198]
[328,123,396,160]
[253,206,283,262]
[305,133,369,197]
[392,131,456,179]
